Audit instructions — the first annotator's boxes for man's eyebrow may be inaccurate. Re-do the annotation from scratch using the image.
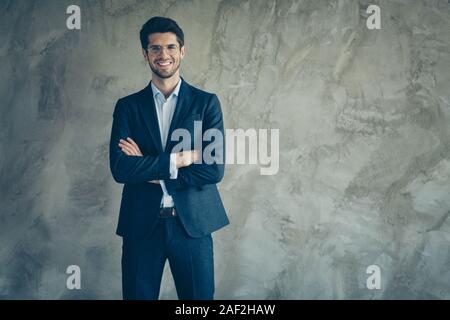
[149,43,178,46]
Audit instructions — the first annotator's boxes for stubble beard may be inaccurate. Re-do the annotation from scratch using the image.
[149,60,180,79]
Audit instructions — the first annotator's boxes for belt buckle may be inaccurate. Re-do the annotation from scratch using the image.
[159,207,176,218]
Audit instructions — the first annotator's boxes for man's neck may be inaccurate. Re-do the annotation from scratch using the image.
[151,74,181,99]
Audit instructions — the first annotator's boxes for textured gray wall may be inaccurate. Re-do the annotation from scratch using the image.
[1,0,450,299]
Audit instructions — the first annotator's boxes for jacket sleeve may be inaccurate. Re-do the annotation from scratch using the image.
[109,99,171,184]
[165,94,225,191]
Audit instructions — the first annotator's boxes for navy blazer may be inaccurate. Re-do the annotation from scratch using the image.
[109,78,229,240]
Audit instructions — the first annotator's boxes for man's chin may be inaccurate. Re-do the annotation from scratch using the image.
[156,73,174,79]
[150,66,179,79]
[153,70,176,79]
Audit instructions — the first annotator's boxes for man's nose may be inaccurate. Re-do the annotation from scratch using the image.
[159,47,170,58]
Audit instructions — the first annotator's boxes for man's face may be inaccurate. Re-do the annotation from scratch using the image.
[143,32,185,79]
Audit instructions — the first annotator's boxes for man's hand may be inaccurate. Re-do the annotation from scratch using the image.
[119,137,198,180]
[119,138,143,156]
[119,137,159,184]
[176,150,199,169]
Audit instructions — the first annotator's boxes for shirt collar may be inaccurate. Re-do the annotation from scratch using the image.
[150,78,182,102]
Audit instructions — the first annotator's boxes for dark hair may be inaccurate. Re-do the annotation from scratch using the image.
[139,16,184,49]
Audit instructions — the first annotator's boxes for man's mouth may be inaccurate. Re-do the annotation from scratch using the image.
[156,60,173,67]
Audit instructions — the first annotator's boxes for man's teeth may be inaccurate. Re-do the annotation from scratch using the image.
[157,61,172,66]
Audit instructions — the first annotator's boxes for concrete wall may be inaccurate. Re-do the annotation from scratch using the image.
[1,0,449,299]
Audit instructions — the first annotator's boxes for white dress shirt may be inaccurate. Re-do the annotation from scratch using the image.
[150,79,182,208]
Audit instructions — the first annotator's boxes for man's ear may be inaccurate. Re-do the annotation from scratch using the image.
[180,46,186,60]
[142,48,148,59]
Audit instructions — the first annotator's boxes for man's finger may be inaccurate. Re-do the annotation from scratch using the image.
[123,143,138,155]
[120,139,133,148]
[121,139,142,156]
[126,138,141,152]
[119,143,138,156]
[127,137,141,151]
[120,145,134,156]
[193,150,200,162]
[119,141,138,154]
[120,147,131,155]
[189,150,198,162]
[127,144,142,156]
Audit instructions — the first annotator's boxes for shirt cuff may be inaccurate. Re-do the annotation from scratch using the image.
[169,153,178,179]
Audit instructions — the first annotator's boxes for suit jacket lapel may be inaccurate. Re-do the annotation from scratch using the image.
[138,82,163,153]
[165,78,194,153]
[137,78,195,154]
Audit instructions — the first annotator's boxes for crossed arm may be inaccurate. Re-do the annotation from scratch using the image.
[109,94,225,189]
[118,138,198,184]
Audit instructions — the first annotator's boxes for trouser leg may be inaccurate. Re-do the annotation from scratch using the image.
[166,216,215,300]
[121,219,167,300]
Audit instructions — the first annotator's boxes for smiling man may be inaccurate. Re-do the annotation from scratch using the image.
[109,16,229,300]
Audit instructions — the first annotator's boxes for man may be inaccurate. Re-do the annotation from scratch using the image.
[109,16,229,300]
